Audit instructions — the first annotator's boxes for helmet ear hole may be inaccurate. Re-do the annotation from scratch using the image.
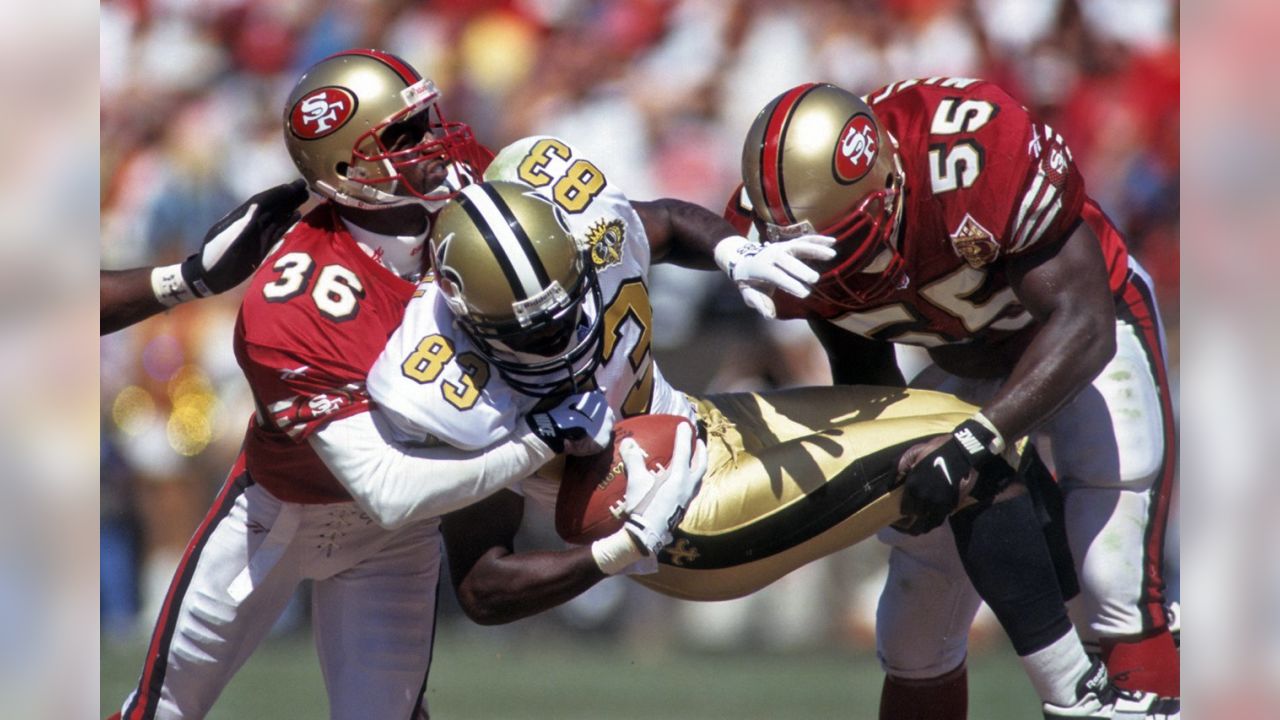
[335,161,350,178]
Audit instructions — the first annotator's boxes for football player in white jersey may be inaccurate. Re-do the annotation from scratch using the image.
[360,138,1176,718]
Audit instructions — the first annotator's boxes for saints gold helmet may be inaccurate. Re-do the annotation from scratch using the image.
[283,48,487,209]
[431,180,603,396]
[742,83,907,307]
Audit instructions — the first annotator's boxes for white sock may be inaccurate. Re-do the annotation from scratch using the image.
[1019,629,1094,706]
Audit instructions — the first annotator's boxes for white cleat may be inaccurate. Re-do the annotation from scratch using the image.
[1042,660,1180,719]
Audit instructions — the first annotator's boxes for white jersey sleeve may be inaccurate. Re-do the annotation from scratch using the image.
[309,409,555,529]
[366,280,521,451]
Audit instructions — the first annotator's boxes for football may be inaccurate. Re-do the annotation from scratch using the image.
[555,414,697,545]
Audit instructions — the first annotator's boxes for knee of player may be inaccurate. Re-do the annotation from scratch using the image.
[875,642,969,681]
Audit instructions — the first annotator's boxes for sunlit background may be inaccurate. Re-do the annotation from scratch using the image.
[91,0,1206,717]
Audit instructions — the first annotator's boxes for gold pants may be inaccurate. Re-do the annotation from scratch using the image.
[633,385,984,601]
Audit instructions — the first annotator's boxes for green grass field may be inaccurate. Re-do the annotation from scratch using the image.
[102,620,1038,719]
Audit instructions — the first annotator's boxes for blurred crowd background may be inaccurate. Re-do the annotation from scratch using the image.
[98,0,1184,716]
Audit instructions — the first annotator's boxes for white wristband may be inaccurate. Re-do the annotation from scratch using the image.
[150,263,196,307]
[713,235,752,276]
[972,412,1007,455]
[590,528,645,575]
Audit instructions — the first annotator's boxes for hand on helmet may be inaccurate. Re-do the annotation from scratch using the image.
[180,180,310,297]
[714,234,837,318]
[525,390,615,456]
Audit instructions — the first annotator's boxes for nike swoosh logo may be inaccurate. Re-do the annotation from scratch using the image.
[933,456,953,486]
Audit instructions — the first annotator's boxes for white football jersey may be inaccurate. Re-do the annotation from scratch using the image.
[367,136,695,458]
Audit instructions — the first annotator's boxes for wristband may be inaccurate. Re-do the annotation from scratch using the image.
[713,236,753,277]
[150,263,197,307]
[951,418,999,467]
[971,412,1007,455]
[179,253,214,298]
[590,528,645,575]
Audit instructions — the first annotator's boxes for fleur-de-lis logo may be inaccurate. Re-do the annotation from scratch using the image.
[662,538,701,567]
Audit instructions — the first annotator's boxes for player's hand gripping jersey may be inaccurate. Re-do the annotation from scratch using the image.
[369,137,1037,600]
[235,204,418,503]
[727,77,1130,346]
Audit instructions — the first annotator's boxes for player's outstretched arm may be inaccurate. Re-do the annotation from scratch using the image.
[977,221,1117,442]
[310,390,613,529]
[443,490,608,626]
[632,198,836,318]
[632,197,733,269]
[100,180,308,334]
[443,427,706,626]
[894,223,1116,535]
[309,408,557,529]
[100,267,167,334]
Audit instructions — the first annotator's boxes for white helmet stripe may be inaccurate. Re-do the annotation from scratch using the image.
[456,185,547,300]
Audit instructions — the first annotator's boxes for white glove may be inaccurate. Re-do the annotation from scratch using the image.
[525,390,615,456]
[592,422,707,575]
[713,234,836,318]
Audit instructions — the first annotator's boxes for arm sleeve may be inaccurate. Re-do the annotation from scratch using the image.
[309,408,556,529]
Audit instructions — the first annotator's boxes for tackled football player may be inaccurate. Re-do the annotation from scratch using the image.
[721,79,1179,717]
[115,50,618,720]
[362,138,1140,719]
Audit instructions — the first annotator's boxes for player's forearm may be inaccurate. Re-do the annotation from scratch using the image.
[310,410,556,529]
[101,268,168,334]
[454,546,606,625]
[633,198,733,269]
[981,311,1115,441]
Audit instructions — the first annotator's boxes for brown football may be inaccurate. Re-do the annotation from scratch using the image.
[555,414,696,545]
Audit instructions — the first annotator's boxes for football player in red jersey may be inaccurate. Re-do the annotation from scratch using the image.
[101,180,309,334]
[114,50,615,720]
[721,80,1179,717]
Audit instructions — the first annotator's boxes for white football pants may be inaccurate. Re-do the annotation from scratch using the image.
[876,262,1176,678]
[119,458,442,719]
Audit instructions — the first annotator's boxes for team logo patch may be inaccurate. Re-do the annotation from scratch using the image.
[949,214,999,268]
[289,87,357,139]
[585,218,626,269]
[662,538,701,567]
[833,114,879,184]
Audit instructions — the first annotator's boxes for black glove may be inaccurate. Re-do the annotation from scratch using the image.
[897,419,999,536]
[525,390,615,456]
[180,179,309,297]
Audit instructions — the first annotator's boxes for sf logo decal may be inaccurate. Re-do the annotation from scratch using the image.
[834,114,879,183]
[289,87,357,139]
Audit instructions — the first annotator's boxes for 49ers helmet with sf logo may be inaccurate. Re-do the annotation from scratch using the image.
[283,49,487,209]
[742,83,907,307]
[430,181,604,396]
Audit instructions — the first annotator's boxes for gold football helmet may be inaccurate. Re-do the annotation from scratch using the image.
[283,48,487,209]
[742,83,907,307]
[431,181,603,396]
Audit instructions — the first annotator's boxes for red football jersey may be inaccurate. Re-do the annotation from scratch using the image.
[726,78,1129,347]
[234,204,416,503]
